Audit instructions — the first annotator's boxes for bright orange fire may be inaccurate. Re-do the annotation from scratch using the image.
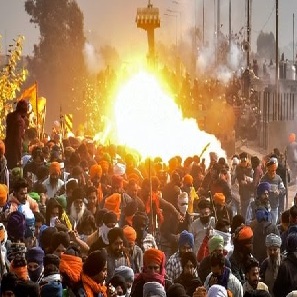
[112,71,225,163]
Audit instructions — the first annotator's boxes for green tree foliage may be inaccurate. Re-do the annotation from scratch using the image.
[257,31,276,59]
[0,36,28,138]
[25,0,86,127]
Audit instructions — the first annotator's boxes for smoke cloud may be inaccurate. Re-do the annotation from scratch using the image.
[83,42,104,74]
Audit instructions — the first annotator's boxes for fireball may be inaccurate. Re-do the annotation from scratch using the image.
[112,71,225,163]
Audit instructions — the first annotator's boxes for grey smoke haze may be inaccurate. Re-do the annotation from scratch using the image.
[0,0,297,61]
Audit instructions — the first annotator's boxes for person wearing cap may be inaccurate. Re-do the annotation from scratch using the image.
[243,257,269,294]
[131,248,169,297]
[229,225,254,284]
[88,211,117,252]
[42,162,64,199]
[286,133,297,185]
[251,206,279,264]
[50,231,70,258]
[189,199,216,255]
[80,250,109,296]
[205,251,243,297]
[69,188,93,235]
[166,230,196,282]
[260,157,286,224]
[103,174,133,226]
[233,152,254,219]
[40,253,63,297]
[26,247,44,283]
[198,234,231,284]
[174,251,202,296]
[162,170,182,211]
[123,225,143,273]
[260,233,282,295]
[273,232,297,297]
[5,99,28,169]
[125,178,145,212]
[212,192,233,223]
[246,182,272,225]
[23,146,46,186]
[105,227,130,282]
[7,178,39,214]
[159,191,192,260]
[132,211,157,252]
[114,266,134,296]
[59,246,83,296]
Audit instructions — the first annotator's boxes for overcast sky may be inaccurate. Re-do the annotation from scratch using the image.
[1,0,297,59]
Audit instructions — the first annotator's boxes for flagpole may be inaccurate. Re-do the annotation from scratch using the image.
[35,81,39,139]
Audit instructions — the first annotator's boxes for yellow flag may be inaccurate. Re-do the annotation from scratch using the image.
[19,83,37,113]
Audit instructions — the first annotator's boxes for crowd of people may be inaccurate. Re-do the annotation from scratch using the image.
[1,100,297,297]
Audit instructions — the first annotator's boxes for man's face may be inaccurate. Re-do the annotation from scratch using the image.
[51,207,59,219]
[54,244,66,258]
[246,266,260,289]
[92,262,107,285]
[73,199,84,213]
[110,236,124,257]
[267,246,280,259]
[268,169,276,179]
[127,184,138,198]
[34,221,42,238]
[260,190,270,205]
[87,192,97,208]
[27,261,40,272]
[183,260,195,276]
[211,264,223,278]
[179,243,192,255]
[15,187,28,204]
[146,261,161,275]
[50,173,59,182]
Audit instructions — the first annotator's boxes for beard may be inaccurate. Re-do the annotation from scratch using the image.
[70,203,85,223]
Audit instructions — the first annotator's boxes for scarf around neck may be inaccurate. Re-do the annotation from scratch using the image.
[81,272,107,297]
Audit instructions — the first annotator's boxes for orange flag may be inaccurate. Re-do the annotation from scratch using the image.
[19,83,37,113]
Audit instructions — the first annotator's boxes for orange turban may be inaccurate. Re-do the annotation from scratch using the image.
[104,193,121,220]
[0,184,8,207]
[143,248,165,266]
[0,140,5,155]
[123,226,137,243]
[237,226,253,241]
[213,193,225,206]
[99,160,109,173]
[183,174,193,186]
[49,162,61,175]
[89,164,102,179]
[289,133,296,143]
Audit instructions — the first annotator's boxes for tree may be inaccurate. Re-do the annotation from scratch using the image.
[257,31,276,59]
[0,36,28,138]
[25,0,87,129]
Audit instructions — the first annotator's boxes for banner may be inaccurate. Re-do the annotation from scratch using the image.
[19,83,37,113]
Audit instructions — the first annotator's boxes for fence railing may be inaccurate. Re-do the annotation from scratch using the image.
[260,92,296,150]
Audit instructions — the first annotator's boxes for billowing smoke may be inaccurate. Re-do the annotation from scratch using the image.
[83,42,104,74]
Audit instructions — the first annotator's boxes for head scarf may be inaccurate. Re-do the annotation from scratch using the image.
[143,282,166,297]
[178,230,194,249]
[49,162,61,175]
[208,235,224,253]
[265,233,282,248]
[213,193,226,206]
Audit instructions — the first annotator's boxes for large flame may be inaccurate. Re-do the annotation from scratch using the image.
[113,71,225,162]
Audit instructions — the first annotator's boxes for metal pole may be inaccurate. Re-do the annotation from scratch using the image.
[203,0,205,46]
[229,0,231,51]
[247,0,250,68]
[276,0,279,95]
[292,13,295,65]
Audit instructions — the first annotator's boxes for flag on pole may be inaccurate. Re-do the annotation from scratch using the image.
[19,83,37,113]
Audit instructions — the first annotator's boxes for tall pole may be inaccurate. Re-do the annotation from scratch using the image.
[293,13,295,64]
[203,0,205,46]
[229,0,231,51]
[276,0,279,93]
[247,0,250,68]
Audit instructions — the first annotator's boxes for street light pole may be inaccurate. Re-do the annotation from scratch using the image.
[275,0,279,106]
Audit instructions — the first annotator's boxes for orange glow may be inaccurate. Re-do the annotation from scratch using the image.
[110,71,225,163]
